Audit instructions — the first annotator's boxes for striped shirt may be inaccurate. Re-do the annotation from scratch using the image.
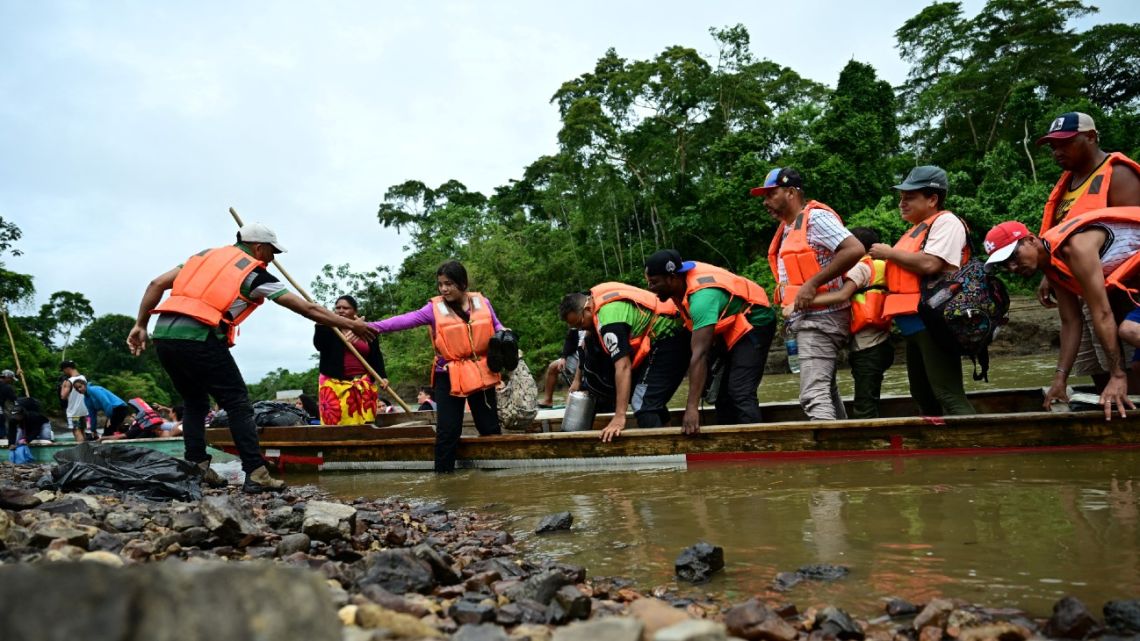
[776,208,853,320]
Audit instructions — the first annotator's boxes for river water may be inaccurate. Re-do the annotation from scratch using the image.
[302,355,1140,617]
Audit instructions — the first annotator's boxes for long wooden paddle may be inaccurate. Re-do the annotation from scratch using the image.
[1,308,30,396]
[228,207,412,413]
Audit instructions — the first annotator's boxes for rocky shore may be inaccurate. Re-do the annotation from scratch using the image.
[1,461,1138,641]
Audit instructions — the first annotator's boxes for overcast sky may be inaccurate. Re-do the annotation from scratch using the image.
[2,1,1137,382]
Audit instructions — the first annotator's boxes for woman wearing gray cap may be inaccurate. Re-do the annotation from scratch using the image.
[870,166,974,416]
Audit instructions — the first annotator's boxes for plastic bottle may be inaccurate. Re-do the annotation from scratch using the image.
[785,337,800,374]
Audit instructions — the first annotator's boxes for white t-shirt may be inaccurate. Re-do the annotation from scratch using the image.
[922,214,968,270]
[65,375,88,418]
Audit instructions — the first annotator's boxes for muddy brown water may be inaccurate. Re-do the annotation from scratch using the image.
[300,354,1140,617]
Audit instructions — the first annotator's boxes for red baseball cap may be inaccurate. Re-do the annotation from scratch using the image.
[983,221,1031,267]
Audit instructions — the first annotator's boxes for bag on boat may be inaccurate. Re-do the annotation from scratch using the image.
[920,258,1010,381]
[251,401,309,427]
[9,444,33,464]
[498,359,538,431]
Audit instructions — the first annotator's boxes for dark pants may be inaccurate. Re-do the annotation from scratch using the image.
[433,371,501,473]
[715,323,776,425]
[155,335,267,473]
[905,329,974,416]
[101,404,133,437]
[849,340,895,419]
[631,331,691,427]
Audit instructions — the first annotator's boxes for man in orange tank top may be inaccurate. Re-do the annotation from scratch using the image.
[127,223,376,493]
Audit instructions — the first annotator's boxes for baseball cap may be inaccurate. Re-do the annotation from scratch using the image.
[1036,112,1096,145]
[750,168,804,196]
[983,221,1031,268]
[894,166,948,191]
[238,222,287,253]
[0,369,14,378]
[645,249,695,277]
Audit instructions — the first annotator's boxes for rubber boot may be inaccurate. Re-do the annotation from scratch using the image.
[242,466,286,494]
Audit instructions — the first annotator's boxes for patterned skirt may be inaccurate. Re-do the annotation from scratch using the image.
[317,374,379,425]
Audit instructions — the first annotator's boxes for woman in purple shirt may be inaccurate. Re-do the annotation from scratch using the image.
[368,261,503,472]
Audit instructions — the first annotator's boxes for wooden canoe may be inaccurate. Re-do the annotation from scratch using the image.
[205,387,1140,471]
[0,436,236,465]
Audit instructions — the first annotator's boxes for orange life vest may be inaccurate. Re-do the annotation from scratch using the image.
[1040,206,1140,298]
[766,200,843,306]
[882,212,971,319]
[152,246,264,346]
[430,292,501,397]
[850,256,888,332]
[589,282,678,369]
[1041,152,1140,234]
[679,262,770,349]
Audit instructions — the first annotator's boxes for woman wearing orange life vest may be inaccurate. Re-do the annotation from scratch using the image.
[365,260,504,472]
[869,166,975,417]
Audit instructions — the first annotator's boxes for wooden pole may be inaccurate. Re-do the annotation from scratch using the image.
[228,207,413,413]
[1,308,30,396]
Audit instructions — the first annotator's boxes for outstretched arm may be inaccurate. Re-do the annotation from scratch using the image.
[127,266,180,356]
[274,292,377,341]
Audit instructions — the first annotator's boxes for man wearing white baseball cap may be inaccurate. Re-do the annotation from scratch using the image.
[984,208,1140,420]
[127,222,377,493]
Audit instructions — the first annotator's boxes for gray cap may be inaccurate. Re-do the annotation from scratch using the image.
[0,369,14,378]
[894,165,948,191]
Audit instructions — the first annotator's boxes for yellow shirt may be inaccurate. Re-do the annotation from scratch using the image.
[1055,157,1110,224]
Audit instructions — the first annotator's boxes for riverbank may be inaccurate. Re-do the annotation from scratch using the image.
[2,460,1138,641]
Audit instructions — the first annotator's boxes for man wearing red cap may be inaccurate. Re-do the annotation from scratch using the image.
[984,210,1140,420]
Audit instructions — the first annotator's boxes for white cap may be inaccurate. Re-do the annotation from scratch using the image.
[0,369,14,378]
[237,222,287,253]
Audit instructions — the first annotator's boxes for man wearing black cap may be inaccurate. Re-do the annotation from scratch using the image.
[126,223,377,493]
[1034,111,1140,387]
[870,166,974,416]
[754,167,863,420]
[645,249,775,432]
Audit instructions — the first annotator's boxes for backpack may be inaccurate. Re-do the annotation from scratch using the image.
[498,359,538,431]
[920,257,1010,381]
[251,401,309,427]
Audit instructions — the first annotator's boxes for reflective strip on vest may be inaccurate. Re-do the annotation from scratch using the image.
[152,245,265,345]
[680,262,770,350]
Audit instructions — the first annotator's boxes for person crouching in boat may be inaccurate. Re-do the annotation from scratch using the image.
[366,260,503,472]
[313,295,388,425]
[558,284,690,442]
[644,249,776,434]
[984,209,1140,420]
[870,166,974,417]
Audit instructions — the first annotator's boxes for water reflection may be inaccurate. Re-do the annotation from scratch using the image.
[308,450,1140,616]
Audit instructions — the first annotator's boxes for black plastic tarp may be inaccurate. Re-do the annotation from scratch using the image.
[51,443,202,501]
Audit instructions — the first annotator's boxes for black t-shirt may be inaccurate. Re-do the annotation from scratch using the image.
[0,381,16,415]
[597,322,633,363]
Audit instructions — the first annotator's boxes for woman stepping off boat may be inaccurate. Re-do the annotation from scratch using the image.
[366,260,505,472]
[313,295,388,425]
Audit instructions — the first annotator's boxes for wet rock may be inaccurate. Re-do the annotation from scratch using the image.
[631,598,691,640]
[814,606,864,640]
[798,564,850,582]
[451,599,497,625]
[465,570,502,593]
[358,549,436,595]
[89,530,124,552]
[413,543,461,585]
[29,517,97,548]
[0,561,341,641]
[106,511,145,532]
[674,542,724,584]
[355,603,444,638]
[886,599,919,618]
[304,501,357,542]
[547,584,590,624]
[1104,600,1140,636]
[956,622,1031,641]
[200,495,260,545]
[267,505,304,531]
[39,497,92,515]
[550,562,587,584]
[178,526,210,548]
[654,619,727,641]
[725,598,798,641]
[454,623,510,641]
[0,487,41,510]
[914,599,955,631]
[412,501,447,518]
[946,608,984,634]
[358,584,430,617]
[277,533,312,557]
[467,556,528,579]
[553,618,644,641]
[170,511,203,531]
[535,512,573,534]
[505,569,571,605]
[80,550,125,567]
[771,572,803,592]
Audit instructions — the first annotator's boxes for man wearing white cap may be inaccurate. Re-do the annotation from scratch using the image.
[126,223,377,493]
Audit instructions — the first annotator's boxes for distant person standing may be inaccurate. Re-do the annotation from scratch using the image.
[127,222,376,492]
[0,369,18,442]
[756,167,863,420]
[365,260,504,472]
[539,329,585,408]
[313,294,387,425]
[59,361,91,441]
